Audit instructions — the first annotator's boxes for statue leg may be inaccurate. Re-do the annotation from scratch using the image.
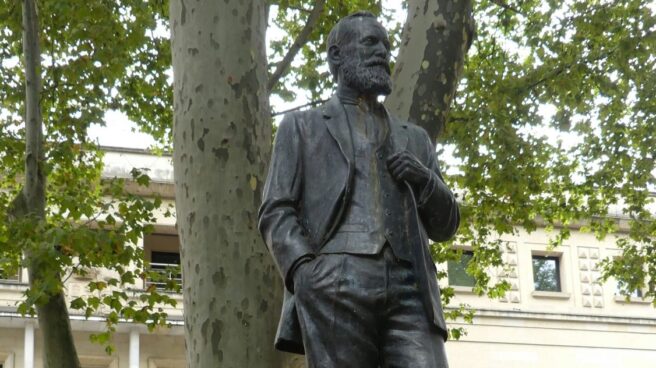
[294,253,383,368]
[378,250,449,368]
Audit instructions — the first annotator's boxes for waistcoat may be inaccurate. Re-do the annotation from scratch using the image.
[321,102,412,262]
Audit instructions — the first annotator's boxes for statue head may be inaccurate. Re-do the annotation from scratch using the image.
[327,11,392,96]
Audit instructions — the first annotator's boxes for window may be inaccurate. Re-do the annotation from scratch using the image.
[144,233,181,291]
[148,251,182,290]
[448,251,475,287]
[612,256,645,299]
[0,266,20,283]
[615,282,643,298]
[532,255,561,292]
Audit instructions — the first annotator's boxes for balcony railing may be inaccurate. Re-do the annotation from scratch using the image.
[145,262,182,291]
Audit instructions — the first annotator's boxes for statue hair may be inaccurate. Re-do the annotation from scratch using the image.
[326,11,378,81]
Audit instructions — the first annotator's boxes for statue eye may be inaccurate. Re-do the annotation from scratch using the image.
[362,36,377,45]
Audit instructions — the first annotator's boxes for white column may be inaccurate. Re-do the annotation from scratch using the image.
[129,329,140,368]
[24,322,34,368]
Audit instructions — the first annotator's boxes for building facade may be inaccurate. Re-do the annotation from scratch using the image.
[445,228,656,367]
[1,147,654,367]
[0,148,185,368]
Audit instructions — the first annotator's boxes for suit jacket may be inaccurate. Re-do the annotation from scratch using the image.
[258,96,460,354]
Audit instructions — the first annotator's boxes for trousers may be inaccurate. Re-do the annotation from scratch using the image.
[294,246,449,368]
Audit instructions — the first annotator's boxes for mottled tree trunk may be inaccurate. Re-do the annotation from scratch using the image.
[386,0,475,142]
[20,0,81,367]
[170,1,283,367]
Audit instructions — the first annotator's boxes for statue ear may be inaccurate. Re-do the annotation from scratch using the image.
[328,45,341,66]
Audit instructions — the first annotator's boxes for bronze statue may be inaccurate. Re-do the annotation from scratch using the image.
[259,11,459,367]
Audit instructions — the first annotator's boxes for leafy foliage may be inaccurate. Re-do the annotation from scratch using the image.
[269,0,656,323]
[0,0,176,353]
[446,0,655,302]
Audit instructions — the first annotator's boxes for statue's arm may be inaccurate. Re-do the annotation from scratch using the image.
[258,113,314,292]
[415,130,460,242]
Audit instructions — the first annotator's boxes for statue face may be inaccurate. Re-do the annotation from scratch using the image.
[338,17,392,96]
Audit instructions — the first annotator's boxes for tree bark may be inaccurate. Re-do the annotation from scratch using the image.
[386,0,475,142]
[170,1,283,367]
[21,0,81,367]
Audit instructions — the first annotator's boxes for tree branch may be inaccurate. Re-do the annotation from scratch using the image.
[286,5,312,14]
[524,46,618,92]
[490,0,525,16]
[386,0,476,142]
[7,190,27,220]
[22,0,45,217]
[267,0,325,92]
[271,98,328,117]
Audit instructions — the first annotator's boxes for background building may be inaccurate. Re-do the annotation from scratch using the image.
[0,148,184,368]
[1,147,654,367]
[445,226,656,367]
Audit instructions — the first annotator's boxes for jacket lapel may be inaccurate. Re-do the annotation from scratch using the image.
[322,96,355,168]
[321,96,413,177]
[322,96,410,161]
[383,105,409,154]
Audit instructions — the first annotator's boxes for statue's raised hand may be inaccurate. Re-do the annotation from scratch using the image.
[386,151,432,192]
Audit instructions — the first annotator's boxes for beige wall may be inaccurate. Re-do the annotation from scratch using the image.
[0,328,23,368]
[447,340,656,368]
[444,227,656,367]
[446,312,656,368]
[447,227,655,316]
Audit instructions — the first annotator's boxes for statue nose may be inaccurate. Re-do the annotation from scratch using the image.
[374,43,388,58]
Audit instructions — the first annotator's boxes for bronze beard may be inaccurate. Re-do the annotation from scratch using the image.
[340,53,392,96]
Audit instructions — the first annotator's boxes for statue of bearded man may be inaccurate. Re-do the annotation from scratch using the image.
[259,10,460,368]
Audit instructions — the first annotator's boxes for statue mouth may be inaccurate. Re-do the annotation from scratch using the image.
[364,59,391,74]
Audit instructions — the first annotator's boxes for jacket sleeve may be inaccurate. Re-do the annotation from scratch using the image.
[415,129,460,242]
[258,112,314,292]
